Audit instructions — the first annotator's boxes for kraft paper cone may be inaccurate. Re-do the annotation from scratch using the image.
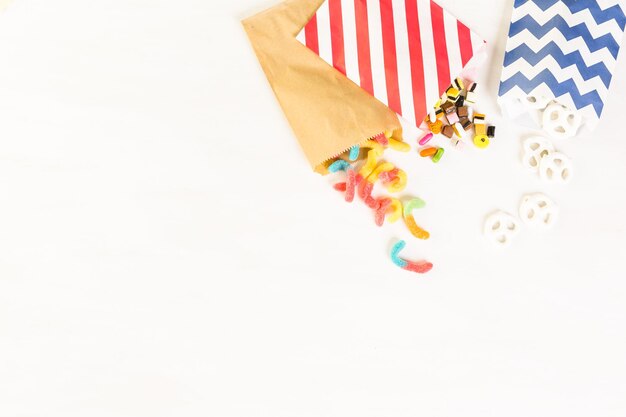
[242,0,402,171]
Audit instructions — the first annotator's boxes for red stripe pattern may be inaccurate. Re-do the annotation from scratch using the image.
[405,0,426,124]
[457,19,474,67]
[354,0,374,94]
[304,14,319,55]
[329,0,346,75]
[379,0,402,115]
[430,2,451,95]
[297,0,485,127]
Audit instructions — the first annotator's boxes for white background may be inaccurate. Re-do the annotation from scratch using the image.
[1,0,626,416]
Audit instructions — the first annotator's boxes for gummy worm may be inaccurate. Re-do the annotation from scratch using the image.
[328,160,352,195]
[368,162,396,183]
[357,150,379,183]
[328,159,351,173]
[405,216,430,240]
[379,168,400,184]
[374,198,392,227]
[404,198,430,240]
[344,169,356,203]
[404,198,426,212]
[358,179,374,200]
[390,241,433,274]
[388,138,411,153]
[374,133,389,147]
[386,169,408,194]
[333,183,347,192]
[348,146,360,162]
[371,197,403,227]
[384,130,410,152]
[364,195,379,209]
[387,199,403,224]
[360,140,384,157]
[359,162,396,200]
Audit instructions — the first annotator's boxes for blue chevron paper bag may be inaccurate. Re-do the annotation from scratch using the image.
[498,0,626,131]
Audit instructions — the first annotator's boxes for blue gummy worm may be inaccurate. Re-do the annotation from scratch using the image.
[390,241,408,268]
[328,160,351,173]
[349,146,360,161]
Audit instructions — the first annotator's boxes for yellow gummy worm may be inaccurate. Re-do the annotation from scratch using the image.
[386,169,407,193]
[360,140,384,157]
[405,216,430,240]
[368,162,396,183]
[388,138,411,153]
[387,199,403,224]
[359,150,379,180]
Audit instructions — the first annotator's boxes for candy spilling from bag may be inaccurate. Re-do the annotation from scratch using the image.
[288,0,497,271]
[324,132,433,274]
[246,0,626,271]
[321,75,501,272]
[421,79,496,151]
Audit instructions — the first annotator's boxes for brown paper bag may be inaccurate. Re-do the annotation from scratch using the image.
[242,0,402,172]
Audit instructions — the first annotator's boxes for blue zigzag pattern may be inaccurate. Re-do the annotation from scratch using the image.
[510,14,620,58]
[504,41,612,87]
[499,69,604,117]
[515,0,626,30]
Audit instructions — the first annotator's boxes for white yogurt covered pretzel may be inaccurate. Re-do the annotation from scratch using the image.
[519,194,559,229]
[484,211,521,247]
[542,103,582,139]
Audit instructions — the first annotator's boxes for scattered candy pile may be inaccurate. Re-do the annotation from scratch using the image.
[324,80,501,267]
[419,78,497,159]
[325,133,432,274]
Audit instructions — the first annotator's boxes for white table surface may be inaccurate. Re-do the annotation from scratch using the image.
[1,0,626,416]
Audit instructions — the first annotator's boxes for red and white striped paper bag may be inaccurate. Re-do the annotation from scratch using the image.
[296,0,486,128]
